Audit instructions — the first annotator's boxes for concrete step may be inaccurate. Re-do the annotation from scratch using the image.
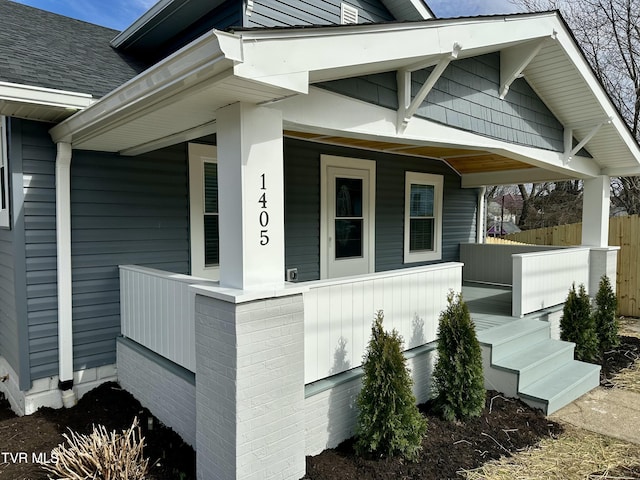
[493,339,575,389]
[477,318,550,361]
[519,361,601,415]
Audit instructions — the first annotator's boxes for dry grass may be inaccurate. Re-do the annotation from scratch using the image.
[43,417,149,480]
[462,426,640,480]
[608,318,640,393]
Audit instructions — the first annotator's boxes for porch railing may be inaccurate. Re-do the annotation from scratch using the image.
[119,265,218,372]
[302,262,463,384]
[512,247,591,317]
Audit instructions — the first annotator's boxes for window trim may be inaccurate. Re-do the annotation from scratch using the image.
[0,116,10,229]
[404,171,443,264]
[188,143,219,279]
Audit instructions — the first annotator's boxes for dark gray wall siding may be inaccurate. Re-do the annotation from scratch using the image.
[0,226,18,373]
[284,138,477,281]
[246,0,393,27]
[69,147,189,374]
[17,119,190,382]
[318,53,566,152]
[19,120,58,381]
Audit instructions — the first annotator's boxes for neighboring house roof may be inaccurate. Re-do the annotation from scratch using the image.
[0,0,144,99]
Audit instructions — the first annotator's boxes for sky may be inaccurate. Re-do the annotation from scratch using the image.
[11,0,523,31]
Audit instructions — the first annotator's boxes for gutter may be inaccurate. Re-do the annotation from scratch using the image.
[55,142,76,408]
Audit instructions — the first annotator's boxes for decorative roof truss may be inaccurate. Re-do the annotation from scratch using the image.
[499,35,554,99]
[564,117,612,162]
[397,42,462,134]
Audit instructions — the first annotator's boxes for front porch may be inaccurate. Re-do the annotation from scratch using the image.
[116,242,615,463]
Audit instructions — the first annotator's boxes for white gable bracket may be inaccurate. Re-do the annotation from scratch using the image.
[397,43,462,134]
[499,34,556,100]
[564,117,612,162]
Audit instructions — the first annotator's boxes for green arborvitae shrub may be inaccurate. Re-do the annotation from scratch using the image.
[593,275,619,353]
[560,283,598,362]
[432,292,485,422]
[355,310,427,461]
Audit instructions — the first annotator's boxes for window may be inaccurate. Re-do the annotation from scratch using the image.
[0,116,9,228]
[404,172,443,263]
[189,143,219,279]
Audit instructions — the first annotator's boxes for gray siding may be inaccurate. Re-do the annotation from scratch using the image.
[245,0,393,27]
[18,120,58,382]
[284,138,477,281]
[18,119,190,382]
[318,53,566,152]
[69,147,189,376]
[0,227,17,371]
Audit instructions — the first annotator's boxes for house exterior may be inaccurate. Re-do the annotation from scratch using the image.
[0,0,638,478]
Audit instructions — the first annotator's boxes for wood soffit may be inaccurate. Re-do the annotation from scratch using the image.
[283,130,535,174]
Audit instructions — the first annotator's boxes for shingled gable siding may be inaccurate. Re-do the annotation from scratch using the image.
[284,138,476,281]
[245,0,393,27]
[318,53,565,152]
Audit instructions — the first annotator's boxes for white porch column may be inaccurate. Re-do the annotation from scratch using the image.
[581,175,610,248]
[581,175,618,294]
[216,102,285,290]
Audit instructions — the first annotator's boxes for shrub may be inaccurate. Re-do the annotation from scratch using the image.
[593,275,619,353]
[560,283,598,362]
[43,418,149,480]
[432,291,485,422]
[355,310,427,461]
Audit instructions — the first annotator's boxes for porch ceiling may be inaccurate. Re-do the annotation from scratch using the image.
[284,130,535,175]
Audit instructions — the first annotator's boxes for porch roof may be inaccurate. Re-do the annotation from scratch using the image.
[49,12,640,183]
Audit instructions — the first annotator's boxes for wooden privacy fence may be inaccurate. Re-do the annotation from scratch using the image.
[502,215,640,317]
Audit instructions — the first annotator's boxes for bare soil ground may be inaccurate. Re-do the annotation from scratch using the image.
[0,332,637,480]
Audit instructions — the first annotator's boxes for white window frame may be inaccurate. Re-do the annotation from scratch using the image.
[0,117,9,228]
[188,143,219,279]
[404,171,443,264]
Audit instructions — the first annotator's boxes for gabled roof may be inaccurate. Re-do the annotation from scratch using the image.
[50,12,640,181]
[0,0,144,98]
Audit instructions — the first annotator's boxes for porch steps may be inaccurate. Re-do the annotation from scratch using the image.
[477,318,600,415]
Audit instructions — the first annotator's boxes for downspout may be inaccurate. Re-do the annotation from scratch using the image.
[477,187,486,244]
[55,142,76,408]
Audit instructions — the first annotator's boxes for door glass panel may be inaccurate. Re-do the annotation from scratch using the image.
[335,219,363,258]
[335,178,362,217]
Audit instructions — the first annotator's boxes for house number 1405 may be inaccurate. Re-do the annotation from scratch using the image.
[259,173,269,245]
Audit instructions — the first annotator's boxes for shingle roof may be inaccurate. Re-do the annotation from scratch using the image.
[0,0,146,98]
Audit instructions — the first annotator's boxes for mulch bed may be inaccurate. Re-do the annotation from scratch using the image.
[304,392,562,480]
[0,333,638,480]
[0,383,194,480]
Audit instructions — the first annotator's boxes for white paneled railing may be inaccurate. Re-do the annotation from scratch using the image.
[119,265,218,373]
[303,262,463,384]
[512,247,591,318]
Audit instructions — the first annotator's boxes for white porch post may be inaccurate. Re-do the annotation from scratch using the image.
[216,102,285,290]
[581,175,610,248]
[581,175,618,293]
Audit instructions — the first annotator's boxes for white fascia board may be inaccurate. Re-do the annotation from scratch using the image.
[552,20,640,167]
[0,81,93,110]
[50,29,240,144]
[234,14,559,82]
[278,87,602,179]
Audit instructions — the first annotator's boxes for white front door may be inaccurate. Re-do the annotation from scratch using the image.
[321,156,376,279]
